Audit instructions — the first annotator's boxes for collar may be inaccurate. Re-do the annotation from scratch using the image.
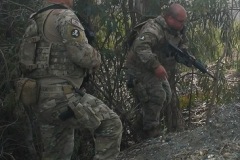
[155,15,182,37]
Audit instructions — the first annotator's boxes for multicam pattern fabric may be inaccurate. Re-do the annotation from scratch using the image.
[19,3,122,160]
[37,81,122,160]
[126,15,186,134]
[53,9,101,69]
[24,4,101,88]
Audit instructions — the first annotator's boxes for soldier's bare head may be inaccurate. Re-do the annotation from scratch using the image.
[164,3,187,31]
[47,0,74,8]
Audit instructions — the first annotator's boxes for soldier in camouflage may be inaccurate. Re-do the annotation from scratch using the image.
[126,3,189,139]
[18,0,122,159]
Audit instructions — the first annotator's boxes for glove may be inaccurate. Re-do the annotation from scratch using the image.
[162,79,172,104]
[154,65,168,80]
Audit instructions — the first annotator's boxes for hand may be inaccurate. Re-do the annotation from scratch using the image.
[154,65,168,80]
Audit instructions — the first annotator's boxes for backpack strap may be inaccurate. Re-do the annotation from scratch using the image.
[30,4,68,19]
[126,20,149,49]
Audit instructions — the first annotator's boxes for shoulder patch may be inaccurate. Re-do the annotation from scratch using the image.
[138,35,145,41]
[71,29,80,38]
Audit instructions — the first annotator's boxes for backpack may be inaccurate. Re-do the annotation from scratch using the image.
[125,16,157,50]
[125,21,147,49]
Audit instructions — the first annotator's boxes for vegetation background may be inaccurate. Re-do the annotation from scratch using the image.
[1,0,240,159]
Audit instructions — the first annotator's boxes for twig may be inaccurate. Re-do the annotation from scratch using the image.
[219,144,227,154]
[0,49,10,84]
[0,99,3,107]
[187,67,194,127]
[89,79,122,112]
[1,152,16,160]
[206,45,225,125]
[5,0,34,12]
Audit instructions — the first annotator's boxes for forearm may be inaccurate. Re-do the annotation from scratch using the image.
[133,36,161,71]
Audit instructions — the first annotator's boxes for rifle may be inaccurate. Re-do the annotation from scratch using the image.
[168,42,215,79]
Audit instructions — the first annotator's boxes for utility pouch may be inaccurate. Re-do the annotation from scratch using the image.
[68,100,101,130]
[15,78,39,106]
[134,82,149,103]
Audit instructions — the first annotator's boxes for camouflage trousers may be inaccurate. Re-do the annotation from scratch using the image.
[34,80,122,160]
[133,72,172,133]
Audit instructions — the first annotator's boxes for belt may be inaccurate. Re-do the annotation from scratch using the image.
[41,84,74,94]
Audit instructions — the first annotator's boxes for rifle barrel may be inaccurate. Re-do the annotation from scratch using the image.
[168,41,215,79]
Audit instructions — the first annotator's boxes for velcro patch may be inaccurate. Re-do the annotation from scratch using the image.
[71,19,84,30]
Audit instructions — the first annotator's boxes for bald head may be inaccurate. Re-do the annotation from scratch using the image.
[164,3,187,31]
[47,0,73,8]
[167,3,187,19]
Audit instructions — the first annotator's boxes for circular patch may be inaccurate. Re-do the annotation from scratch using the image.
[71,29,80,38]
[139,35,145,40]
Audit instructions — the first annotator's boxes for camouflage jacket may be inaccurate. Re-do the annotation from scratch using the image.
[20,2,101,88]
[126,16,187,76]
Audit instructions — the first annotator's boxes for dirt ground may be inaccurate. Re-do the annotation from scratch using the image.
[116,103,240,160]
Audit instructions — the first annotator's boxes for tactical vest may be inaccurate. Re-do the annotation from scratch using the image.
[19,5,84,79]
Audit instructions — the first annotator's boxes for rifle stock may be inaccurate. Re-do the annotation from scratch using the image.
[168,42,215,79]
